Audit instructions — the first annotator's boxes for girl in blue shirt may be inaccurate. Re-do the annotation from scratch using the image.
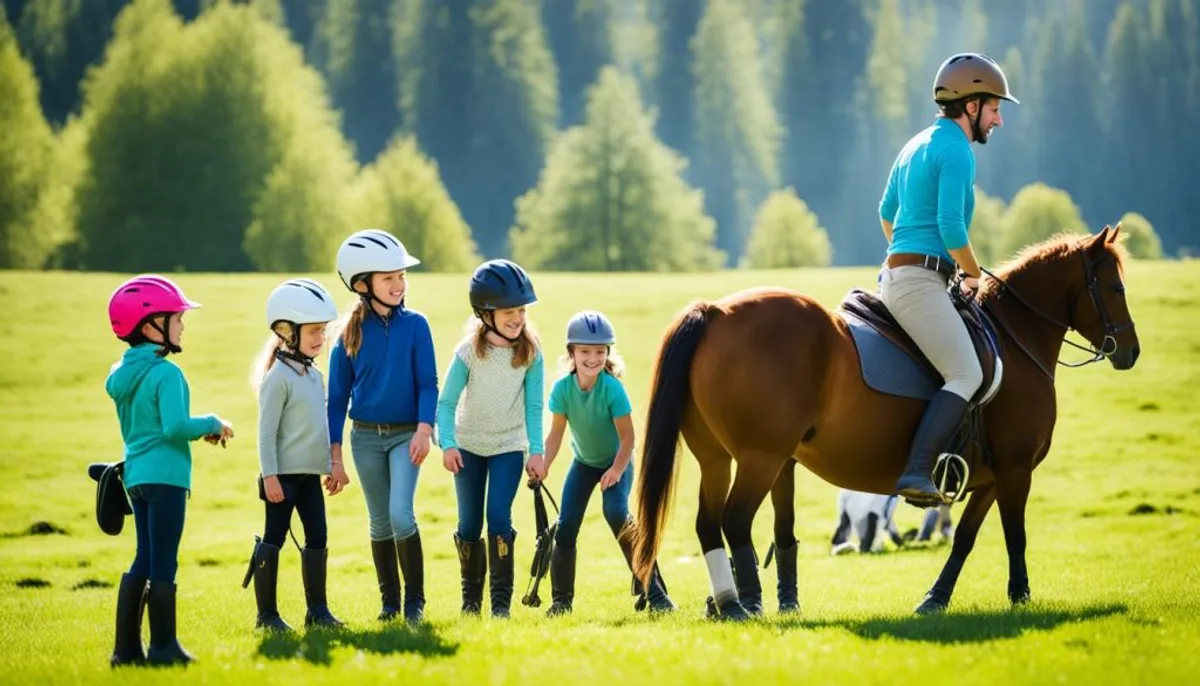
[877,53,1017,507]
[328,229,438,624]
[533,310,675,616]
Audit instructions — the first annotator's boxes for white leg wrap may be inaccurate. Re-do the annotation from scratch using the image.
[705,548,738,605]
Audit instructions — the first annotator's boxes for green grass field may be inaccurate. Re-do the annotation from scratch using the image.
[1,262,1198,685]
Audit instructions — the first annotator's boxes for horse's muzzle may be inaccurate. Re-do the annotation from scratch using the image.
[1112,344,1140,370]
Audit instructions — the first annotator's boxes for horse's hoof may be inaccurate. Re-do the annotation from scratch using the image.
[704,596,719,620]
[914,593,948,615]
[718,601,752,622]
[1009,588,1031,606]
[778,600,800,614]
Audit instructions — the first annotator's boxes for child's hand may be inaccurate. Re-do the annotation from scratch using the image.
[525,454,546,482]
[211,420,234,447]
[325,462,349,496]
[600,465,622,491]
[263,475,285,503]
[443,447,463,474]
[409,431,431,466]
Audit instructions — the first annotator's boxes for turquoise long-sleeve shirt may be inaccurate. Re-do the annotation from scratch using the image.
[879,117,976,264]
[105,343,222,490]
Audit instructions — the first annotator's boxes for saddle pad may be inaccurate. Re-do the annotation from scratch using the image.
[840,311,940,401]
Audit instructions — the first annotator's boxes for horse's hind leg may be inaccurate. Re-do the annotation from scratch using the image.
[769,461,799,613]
[722,450,792,619]
[683,421,744,620]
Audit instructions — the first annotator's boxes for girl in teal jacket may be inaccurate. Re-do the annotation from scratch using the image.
[104,275,233,668]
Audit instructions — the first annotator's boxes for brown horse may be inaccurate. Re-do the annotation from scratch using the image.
[631,226,1140,620]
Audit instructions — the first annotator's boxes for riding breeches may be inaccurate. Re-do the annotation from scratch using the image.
[879,265,983,402]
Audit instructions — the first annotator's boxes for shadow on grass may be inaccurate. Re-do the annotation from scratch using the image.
[596,602,1130,644]
[257,622,459,665]
[775,603,1129,644]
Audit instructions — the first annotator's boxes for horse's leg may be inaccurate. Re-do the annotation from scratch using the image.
[691,436,741,620]
[995,466,1033,605]
[915,484,996,614]
[769,461,799,613]
[722,451,790,619]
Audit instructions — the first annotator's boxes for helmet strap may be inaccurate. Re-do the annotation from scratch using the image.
[475,308,521,343]
[969,96,987,144]
[146,314,181,356]
[273,325,314,367]
[355,275,402,322]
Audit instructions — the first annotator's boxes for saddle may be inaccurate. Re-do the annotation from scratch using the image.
[837,287,1005,499]
[837,288,1003,409]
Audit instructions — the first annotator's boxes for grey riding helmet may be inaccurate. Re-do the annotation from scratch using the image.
[566,310,616,346]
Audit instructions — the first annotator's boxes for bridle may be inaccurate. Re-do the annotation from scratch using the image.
[973,249,1135,380]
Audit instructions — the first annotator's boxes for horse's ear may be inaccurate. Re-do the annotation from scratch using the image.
[1088,225,1112,253]
[1107,222,1122,244]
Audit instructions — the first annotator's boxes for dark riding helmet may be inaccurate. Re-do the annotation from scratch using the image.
[469,259,538,312]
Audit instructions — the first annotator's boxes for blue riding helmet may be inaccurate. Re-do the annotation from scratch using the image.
[469,259,537,312]
[566,310,616,346]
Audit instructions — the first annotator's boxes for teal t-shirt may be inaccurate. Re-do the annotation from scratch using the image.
[548,371,632,468]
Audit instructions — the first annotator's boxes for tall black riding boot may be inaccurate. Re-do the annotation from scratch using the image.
[614,523,676,612]
[546,545,576,617]
[730,544,763,616]
[455,534,487,615]
[395,531,426,624]
[370,539,402,621]
[301,547,344,628]
[252,541,293,632]
[489,531,516,619]
[145,581,194,667]
[895,390,969,507]
[774,539,799,613]
[110,573,147,667]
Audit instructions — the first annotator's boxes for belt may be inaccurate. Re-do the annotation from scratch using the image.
[885,253,955,278]
[352,420,418,434]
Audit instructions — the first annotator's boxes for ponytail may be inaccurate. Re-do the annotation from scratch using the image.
[330,299,369,358]
[249,334,283,394]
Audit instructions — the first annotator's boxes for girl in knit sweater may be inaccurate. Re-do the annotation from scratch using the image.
[438,259,545,619]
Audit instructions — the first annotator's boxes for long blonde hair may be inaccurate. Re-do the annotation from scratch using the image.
[558,344,625,378]
[249,334,283,395]
[329,299,370,358]
[466,314,541,368]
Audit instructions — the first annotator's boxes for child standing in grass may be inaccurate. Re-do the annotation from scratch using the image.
[104,275,234,667]
[327,229,438,625]
[245,278,347,632]
[536,310,675,616]
[439,259,544,619]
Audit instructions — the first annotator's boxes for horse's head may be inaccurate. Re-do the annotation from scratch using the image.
[1069,224,1140,370]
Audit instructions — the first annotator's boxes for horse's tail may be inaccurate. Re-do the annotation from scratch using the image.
[632,300,721,586]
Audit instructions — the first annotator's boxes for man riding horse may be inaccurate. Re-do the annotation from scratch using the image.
[878,53,1018,508]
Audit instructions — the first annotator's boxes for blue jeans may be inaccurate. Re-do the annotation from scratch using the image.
[350,425,421,540]
[454,449,524,540]
[127,484,188,583]
[554,459,633,549]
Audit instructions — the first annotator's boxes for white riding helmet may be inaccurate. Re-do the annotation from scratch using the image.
[335,229,421,293]
[266,278,339,328]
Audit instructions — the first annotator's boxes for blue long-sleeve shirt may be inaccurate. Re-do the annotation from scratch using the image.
[326,307,438,444]
[879,117,976,264]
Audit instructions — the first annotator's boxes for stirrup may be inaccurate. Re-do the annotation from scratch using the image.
[932,452,970,504]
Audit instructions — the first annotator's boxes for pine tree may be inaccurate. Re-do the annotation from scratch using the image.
[691,0,781,263]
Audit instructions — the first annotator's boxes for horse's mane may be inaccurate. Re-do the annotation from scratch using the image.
[980,230,1128,299]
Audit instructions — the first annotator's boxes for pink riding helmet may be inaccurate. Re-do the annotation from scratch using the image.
[108,275,202,339]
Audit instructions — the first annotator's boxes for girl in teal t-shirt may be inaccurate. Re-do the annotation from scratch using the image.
[534,310,676,616]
